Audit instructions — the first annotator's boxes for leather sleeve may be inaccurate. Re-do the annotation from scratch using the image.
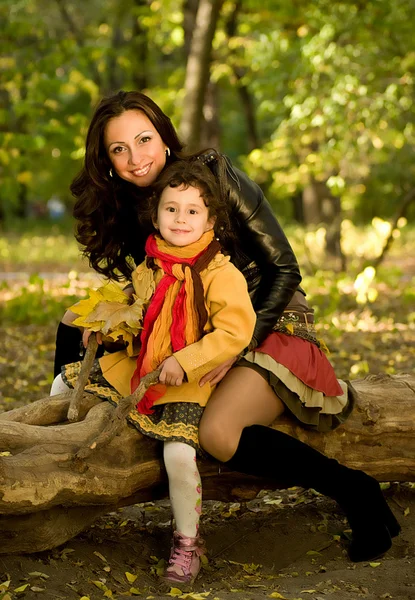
[227,166,303,348]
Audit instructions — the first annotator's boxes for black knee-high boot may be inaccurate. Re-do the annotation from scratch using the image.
[226,425,401,562]
[53,322,84,377]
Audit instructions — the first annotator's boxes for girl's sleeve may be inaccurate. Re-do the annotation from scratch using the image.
[173,264,256,384]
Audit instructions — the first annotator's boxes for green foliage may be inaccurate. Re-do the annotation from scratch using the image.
[1,0,415,227]
[0,221,82,265]
[0,274,79,325]
[239,0,415,220]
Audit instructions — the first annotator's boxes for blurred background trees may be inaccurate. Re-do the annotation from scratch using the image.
[1,0,414,265]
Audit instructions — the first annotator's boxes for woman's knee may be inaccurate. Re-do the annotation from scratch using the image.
[199,420,239,463]
[61,309,79,327]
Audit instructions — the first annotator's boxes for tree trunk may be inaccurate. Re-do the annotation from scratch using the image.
[302,178,346,270]
[0,373,413,554]
[225,0,259,152]
[179,0,223,151]
[131,0,149,91]
[200,79,221,150]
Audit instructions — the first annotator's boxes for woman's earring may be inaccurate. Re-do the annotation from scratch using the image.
[165,148,171,157]
[109,168,113,178]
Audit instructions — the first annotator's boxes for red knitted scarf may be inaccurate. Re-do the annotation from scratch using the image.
[131,231,221,414]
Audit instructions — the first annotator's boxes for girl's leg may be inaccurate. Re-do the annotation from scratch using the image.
[163,441,202,537]
[198,366,400,562]
[199,366,285,462]
[163,441,205,585]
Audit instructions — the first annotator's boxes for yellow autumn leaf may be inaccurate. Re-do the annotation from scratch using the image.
[91,580,108,591]
[269,593,286,599]
[86,298,146,334]
[129,588,141,596]
[0,451,11,456]
[180,593,211,600]
[370,562,381,567]
[132,263,155,302]
[94,551,108,562]
[71,283,128,315]
[70,282,130,318]
[14,584,30,592]
[168,588,183,597]
[125,572,137,583]
[0,581,11,591]
[79,597,91,600]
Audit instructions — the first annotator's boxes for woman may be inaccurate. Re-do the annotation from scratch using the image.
[54,90,400,563]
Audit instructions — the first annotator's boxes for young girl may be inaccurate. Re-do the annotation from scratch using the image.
[51,159,256,585]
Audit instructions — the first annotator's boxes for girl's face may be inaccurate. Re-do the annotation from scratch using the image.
[104,110,168,187]
[155,184,215,247]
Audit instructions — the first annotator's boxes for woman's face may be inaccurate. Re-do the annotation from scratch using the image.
[104,110,168,187]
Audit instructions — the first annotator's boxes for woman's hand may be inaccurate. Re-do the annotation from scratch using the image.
[82,329,103,348]
[159,356,185,386]
[198,356,238,387]
[122,284,134,299]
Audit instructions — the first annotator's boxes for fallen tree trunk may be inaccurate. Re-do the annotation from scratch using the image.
[0,372,414,554]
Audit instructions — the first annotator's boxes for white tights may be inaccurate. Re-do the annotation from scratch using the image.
[163,441,202,538]
[50,373,70,396]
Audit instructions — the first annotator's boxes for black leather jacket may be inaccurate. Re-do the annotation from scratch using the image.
[215,156,303,348]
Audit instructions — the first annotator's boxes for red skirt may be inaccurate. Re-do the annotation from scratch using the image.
[255,332,343,397]
[240,332,354,432]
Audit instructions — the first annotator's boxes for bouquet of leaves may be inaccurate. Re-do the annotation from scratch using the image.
[70,265,156,354]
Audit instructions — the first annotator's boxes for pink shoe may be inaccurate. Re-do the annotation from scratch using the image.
[163,530,206,585]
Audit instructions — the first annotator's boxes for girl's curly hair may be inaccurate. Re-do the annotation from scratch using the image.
[146,158,232,239]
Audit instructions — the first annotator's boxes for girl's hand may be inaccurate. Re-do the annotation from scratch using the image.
[159,356,185,386]
[82,329,103,348]
[198,356,238,387]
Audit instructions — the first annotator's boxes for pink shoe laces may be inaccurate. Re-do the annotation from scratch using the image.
[168,546,193,574]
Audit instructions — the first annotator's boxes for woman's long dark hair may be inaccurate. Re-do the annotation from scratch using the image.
[71,91,237,280]
[71,90,184,280]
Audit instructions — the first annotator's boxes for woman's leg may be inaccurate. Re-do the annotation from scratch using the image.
[199,366,285,462]
[163,441,205,584]
[53,311,83,378]
[53,310,104,378]
[198,366,400,562]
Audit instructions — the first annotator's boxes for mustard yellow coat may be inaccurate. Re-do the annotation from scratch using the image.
[99,253,256,406]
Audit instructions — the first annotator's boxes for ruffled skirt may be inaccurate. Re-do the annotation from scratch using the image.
[239,331,354,432]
